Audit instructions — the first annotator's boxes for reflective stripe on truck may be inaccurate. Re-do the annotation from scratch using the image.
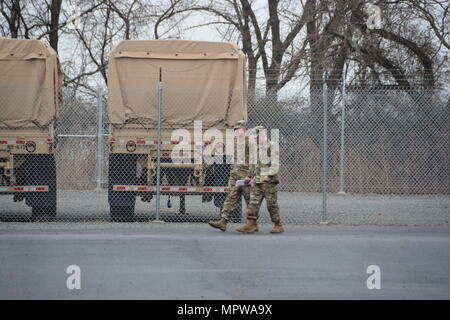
[0,139,51,145]
[0,186,49,192]
[110,138,213,146]
[113,185,229,193]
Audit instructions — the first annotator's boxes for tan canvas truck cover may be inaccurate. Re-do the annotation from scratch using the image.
[107,40,247,129]
[0,37,63,128]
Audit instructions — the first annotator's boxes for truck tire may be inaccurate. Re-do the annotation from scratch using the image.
[203,165,215,202]
[213,161,230,209]
[32,207,56,221]
[108,154,137,222]
[110,206,135,222]
[21,154,57,220]
[213,192,226,208]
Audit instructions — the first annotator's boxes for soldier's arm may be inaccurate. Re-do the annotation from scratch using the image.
[260,142,280,177]
[249,163,256,178]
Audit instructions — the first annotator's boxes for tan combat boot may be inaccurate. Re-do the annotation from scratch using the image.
[236,219,259,233]
[208,218,228,232]
[270,222,284,234]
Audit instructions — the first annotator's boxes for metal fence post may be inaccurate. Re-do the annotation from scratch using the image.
[321,83,329,224]
[338,64,347,195]
[155,68,163,222]
[95,86,104,190]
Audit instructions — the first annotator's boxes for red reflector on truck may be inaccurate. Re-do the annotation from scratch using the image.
[112,185,229,193]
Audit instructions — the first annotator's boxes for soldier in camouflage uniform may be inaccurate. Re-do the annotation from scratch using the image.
[208,120,251,231]
[236,126,284,234]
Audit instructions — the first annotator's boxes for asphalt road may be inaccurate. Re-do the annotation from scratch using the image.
[1,224,449,299]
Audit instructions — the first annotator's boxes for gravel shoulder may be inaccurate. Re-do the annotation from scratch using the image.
[1,190,449,225]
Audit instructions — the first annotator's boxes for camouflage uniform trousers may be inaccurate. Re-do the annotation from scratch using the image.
[245,182,281,223]
[220,175,251,221]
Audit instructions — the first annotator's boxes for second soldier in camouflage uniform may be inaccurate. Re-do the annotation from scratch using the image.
[208,120,251,231]
[236,126,284,233]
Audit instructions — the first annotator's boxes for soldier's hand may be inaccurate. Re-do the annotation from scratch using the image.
[244,177,252,184]
[263,176,271,182]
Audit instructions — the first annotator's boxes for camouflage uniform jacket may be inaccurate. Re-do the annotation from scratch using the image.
[250,140,279,184]
[229,135,250,179]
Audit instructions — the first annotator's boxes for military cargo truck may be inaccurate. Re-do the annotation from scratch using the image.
[107,39,247,221]
[0,38,63,219]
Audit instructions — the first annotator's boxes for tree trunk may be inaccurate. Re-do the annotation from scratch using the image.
[49,0,63,52]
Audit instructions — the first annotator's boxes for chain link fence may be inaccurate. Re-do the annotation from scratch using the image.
[1,82,449,225]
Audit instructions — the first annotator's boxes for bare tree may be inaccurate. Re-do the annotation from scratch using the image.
[384,0,450,50]
[154,0,183,39]
[1,0,447,96]
[63,0,187,92]
[0,0,22,38]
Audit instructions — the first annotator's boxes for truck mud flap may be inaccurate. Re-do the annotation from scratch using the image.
[108,154,137,221]
[213,162,231,208]
[18,154,57,213]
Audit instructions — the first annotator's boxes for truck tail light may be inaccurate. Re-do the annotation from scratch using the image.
[25,141,36,153]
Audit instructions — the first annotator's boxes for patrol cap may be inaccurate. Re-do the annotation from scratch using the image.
[233,120,247,129]
[253,125,265,134]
